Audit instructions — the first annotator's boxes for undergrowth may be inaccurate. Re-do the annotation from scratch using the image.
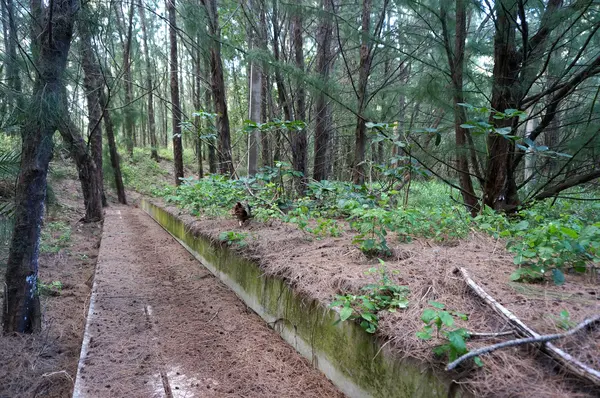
[160,164,600,285]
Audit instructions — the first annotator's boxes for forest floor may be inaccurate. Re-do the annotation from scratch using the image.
[152,201,600,397]
[0,168,102,397]
[137,156,600,397]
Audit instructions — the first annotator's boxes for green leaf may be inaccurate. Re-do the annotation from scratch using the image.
[416,330,432,340]
[474,356,484,367]
[340,306,353,321]
[447,330,467,353]
[429,301,445,309]
[439,311,454,327]
[552,269,565,286]
[421,309,437,323]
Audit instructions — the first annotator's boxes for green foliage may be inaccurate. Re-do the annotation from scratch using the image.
[218,231,248,248]
[40,221,71,253]
[330,261,409,334]
[121,148,171,196]
[550,310,576,331]
[350,207,393,257]
[38,280,63,296]
[416,301,481,366]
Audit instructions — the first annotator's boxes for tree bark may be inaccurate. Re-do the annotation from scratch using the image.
[442,0,479,215]
[291,0,307,192]
[79,12,106,207]
[138,1,159,162]
[1,0,24,118]
[313,0,333,182]
[247,0,262,176]
[101,91,127,204]
[3,0,77,334]
[120,2,135,157]
[352,0,373,185]
[167,0,184,185]
[202,0,234,176]
[483,0,520,211]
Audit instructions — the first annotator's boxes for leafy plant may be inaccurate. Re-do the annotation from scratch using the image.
[38,280,63,296]
[350,207,393,257]
[549,310,576,331]
[330,261,409,333]
[416,301,481,366]
[40,221,72,253]
[218,231,248,248]
[508,220,600,285]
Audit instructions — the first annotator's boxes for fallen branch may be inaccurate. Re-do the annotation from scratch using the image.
[467,330,514,338]
[448,314,600,370]
[455,267,600,386]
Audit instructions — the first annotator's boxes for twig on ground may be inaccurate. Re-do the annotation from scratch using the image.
[449,314,600,370]
[455,267,600,386]
[208,310,219,322]
[42,370,74,384]
[467,330,514,338]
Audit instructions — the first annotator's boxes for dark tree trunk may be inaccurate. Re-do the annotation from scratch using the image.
[120,2,135,157]
[313,0,333,181]
[101,91,127,204]
[79,14,106,207]
[291,0,307,192]
[194,46,204,178]
[167,0,184,185]
[442,0,479,215]
[1,0,24,118]
[247,0,262,177]
[202,0,234,176]
[138,2,159,162]
[3,0,77,334]
[58,89,103,223]
[261,72,271,167]
[483,0,520,211]
[352,0,373,185]
[204,68,217,174]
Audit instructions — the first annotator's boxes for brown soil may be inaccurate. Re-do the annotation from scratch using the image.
[146,199,600,398]
[0,171,102,398]
[75,205,343,398]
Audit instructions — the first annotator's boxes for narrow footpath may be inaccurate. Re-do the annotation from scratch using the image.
[73,206,343,398]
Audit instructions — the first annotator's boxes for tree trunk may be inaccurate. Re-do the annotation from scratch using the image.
[202,0,234,176]
[1,0,24,118]
[313,0,333,182]
[247,0,262,176]
[352,0,373,185]
[167,0,184,185]
[483,0,520,211]
[79,14,106,207]
[194,46,204,178]
[101,91,127,204]
[138,2,159,162]
[442,0,479,215]
[261,72,271,167]
[291,0,307,192]
[120,2,135,157]
[3,0,77,334]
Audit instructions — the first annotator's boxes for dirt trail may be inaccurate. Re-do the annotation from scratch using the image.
[73,206,343,398]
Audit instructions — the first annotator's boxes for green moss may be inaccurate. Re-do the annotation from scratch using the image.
[142,200,463,398]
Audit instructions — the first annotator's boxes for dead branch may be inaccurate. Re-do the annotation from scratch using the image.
[455,267,600,386]
[448,314,600,370]
[467,330,514,338]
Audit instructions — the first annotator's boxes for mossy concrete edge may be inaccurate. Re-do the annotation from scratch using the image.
[141,199,462,398]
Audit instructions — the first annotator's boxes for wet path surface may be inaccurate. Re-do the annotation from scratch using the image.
[73,206,343,398]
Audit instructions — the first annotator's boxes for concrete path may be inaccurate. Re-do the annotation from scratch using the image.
[73,206,342,398]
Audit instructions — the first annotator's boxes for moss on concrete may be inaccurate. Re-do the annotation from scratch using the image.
[142,200,463,398]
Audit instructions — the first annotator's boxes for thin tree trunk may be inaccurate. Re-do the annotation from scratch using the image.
[3,0,77,333]
[202,0,234,176]
[167,0,184,185]
[247,0,262,176]
[291,0,307,192]
[204,62,217,174]
[352,0,373,185]
[442,0,479,215]
[313,0,333,181]
[261,73,271,167]
[194,46,204,178]
[138,2,159,162]
[120,2,135,157]
[101,91,127,204]
[1,0,24,117]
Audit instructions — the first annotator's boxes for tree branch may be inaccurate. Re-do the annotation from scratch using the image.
[534,169,600,201]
